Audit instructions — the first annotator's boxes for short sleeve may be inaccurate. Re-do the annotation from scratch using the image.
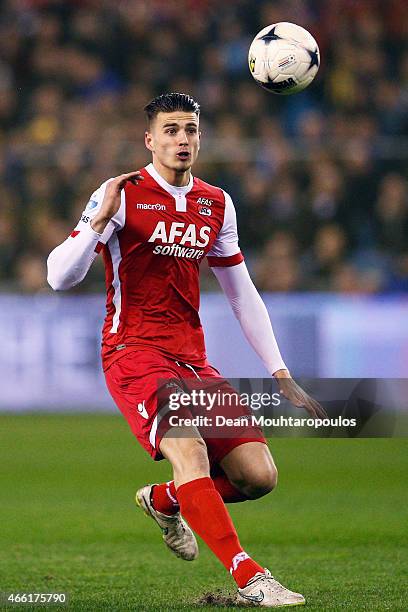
[207,190,244,267]
[72,179,126,244]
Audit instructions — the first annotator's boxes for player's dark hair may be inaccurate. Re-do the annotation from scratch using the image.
[144,93,200,124]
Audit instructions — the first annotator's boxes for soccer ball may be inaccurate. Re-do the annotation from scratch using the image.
[248,22,320,95]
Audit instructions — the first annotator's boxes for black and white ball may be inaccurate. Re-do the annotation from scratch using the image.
[248,22,320,95]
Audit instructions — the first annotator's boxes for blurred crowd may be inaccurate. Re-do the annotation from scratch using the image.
[0,0,407,293]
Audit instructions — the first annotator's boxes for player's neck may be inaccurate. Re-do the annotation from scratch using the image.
[152,160,191,187]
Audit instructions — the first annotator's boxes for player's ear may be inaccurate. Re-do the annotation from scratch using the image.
[145,130,154,152]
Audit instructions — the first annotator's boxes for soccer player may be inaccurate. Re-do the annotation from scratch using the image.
[47,93,326,607]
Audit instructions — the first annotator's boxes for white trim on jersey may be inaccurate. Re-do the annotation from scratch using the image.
[145,163,193,212]
[207,190,241,258]
[107,188,126,333]
[108,233,123,333]
[149,396,180,449]
[149,415,158,449]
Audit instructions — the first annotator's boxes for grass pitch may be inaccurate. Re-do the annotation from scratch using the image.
[0,414,407,611]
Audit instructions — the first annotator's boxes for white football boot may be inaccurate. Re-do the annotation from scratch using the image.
[237,569,305,607]
[135,484,198,561]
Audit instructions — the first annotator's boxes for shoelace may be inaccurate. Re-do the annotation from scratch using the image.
[248,572,288,594]
[166,523,189,550]
[163,517,186,540]
[159,513,179,525]
[174,522,186,536]
[261,575,289,594]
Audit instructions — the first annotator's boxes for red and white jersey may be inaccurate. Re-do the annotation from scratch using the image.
[73,164,244,370]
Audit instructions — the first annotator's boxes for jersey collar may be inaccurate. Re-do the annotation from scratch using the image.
[145,163,193,196]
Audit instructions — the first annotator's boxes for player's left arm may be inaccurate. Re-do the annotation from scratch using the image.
[208,191,327,419]
[212,262,326,418]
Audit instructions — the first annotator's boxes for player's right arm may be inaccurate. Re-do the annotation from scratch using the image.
[47,171,143,290]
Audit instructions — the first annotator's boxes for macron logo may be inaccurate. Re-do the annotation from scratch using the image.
[137,401,148,419]
[136,203,166,211]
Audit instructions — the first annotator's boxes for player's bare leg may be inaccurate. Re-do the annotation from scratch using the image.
[219,441,278,500]
[159,428,210,488]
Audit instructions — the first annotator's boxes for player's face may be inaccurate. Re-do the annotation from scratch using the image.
[145,112,200,173]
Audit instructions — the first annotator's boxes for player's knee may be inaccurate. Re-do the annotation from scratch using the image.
[240,465,278,499]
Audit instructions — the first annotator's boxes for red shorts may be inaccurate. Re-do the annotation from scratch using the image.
[105,349,266,465]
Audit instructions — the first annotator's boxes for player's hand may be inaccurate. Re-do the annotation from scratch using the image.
[91,171,144,234]
[273,369,328,419]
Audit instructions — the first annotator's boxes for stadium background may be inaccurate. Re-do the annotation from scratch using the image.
[1,0,407,294]
[1,0,408,407]
[1,3,407,611]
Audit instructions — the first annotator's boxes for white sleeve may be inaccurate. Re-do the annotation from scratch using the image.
[47,179,125,290]
[207,191,243,265]
[212,261,287,376]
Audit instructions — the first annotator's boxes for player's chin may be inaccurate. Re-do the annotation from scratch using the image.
[174,157,192,170]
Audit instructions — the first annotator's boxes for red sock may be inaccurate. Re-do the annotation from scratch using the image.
[151,481,179,515]
[176,477,263,587]
[152,474,247,515]
[212,474,248,503]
